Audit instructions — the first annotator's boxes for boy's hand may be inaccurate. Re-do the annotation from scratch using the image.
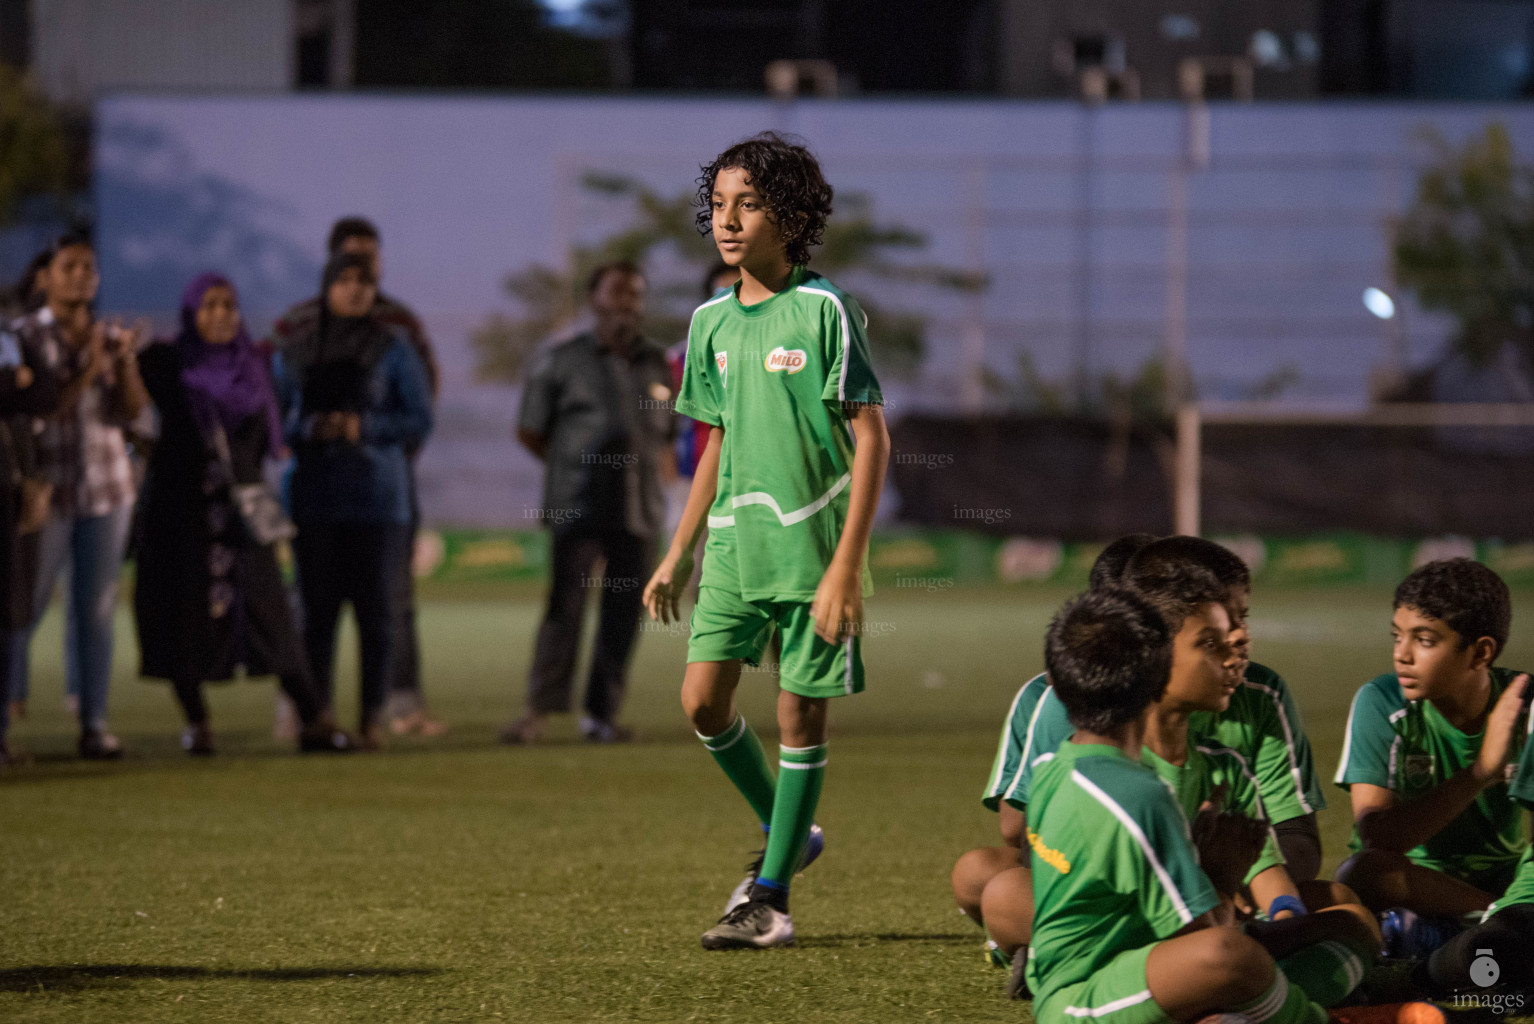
[1193,787,1267,897]
[643,551,694,625]
[1474,673,1529,786]
[811,561,862,644]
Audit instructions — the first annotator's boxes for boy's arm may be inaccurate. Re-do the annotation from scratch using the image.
[1355,674,1529,852]
[643,424,722,624]
[810,402,889,644]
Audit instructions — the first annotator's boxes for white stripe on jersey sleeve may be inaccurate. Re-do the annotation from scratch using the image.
[797,285,852,401]
[1070,768,1196,925]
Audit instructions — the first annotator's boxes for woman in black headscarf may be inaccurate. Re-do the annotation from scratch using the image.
[272,253,432,749]
[135,272,351,754]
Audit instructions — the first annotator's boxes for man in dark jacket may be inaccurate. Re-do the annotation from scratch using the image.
[501,261,674,744]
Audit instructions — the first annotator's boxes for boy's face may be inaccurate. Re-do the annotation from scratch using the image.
[1391,604,1491,702]
[1225,584,1251,679]
[1161,601,1239,713]
[711,166,787,271]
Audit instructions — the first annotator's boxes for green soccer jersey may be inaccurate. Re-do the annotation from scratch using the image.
[1013,689,1282,884]
[1335,669,1529,887]
[1486,715,1534,917]
[1142,742,1287,885]
[1189,662,1327,823]
[982,672,1050,811]
[675,268,883,602]
[1026,741,1220,1007]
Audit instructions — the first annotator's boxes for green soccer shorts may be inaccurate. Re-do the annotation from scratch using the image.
[1035,944,1173,1024]
[687,585,865,699]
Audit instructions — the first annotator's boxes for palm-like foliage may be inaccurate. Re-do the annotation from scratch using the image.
[471,173,984,382]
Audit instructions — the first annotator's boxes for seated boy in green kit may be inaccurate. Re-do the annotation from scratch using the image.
[1423,713,1534,995]
[1027,588,1358,1024]
[1334,559,1530,933]
[951,534,1156,948]
[1144,537,1329,882]
[987,550,1378,1007]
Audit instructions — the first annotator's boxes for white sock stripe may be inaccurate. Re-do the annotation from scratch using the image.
[699,715,746,750]
[779,743,827,755]
[779,759,828,770]
[1244,974,1290,1024]
[1319,940,1365,993]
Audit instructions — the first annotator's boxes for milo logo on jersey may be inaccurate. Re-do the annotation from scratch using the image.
[715,351,727,388]
[764,347,808,374]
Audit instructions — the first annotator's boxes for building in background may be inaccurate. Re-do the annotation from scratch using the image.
[0,0,344,106]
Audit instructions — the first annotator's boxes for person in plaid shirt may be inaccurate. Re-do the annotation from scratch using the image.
[8,232,147,759]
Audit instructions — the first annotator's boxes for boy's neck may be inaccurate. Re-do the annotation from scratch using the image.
[1070,717,1147,762]
[1143,704,1191,766]
[737,261,794,304]
[1431,667,1495,732]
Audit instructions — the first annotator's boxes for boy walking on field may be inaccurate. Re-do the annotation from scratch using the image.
[643,133,890,950]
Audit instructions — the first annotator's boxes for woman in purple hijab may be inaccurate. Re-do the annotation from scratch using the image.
[134,273,350,754]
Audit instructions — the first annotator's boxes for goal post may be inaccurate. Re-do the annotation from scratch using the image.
[1173,402,1534,537]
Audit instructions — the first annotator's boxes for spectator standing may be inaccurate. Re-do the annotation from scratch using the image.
[7,233,147,759]
[272,253,432,749]
[267,217,445,738]
[134,273,352,755]
[0,277,63,764]
[500,261,674,745]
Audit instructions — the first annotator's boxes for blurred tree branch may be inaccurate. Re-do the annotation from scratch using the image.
[0,63,69,228]
[1394,123,1534,375]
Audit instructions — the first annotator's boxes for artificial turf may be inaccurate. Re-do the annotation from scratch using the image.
[1,582,1530,1022]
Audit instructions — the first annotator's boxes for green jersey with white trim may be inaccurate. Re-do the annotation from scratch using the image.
[1189,662,1327,823]
[982,672,1050,811]
[1006,688,1289,886]
[1485,713,1534,916]
[1334,669,1529,884]
[1026,741,1220,1007]
[675,268,882,602]
[1142,742,1287,885]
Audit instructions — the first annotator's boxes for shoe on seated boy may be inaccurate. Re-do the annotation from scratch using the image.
[1334,558,1530,931]
[1025,587,1342,1024]
[951,534,1158,964]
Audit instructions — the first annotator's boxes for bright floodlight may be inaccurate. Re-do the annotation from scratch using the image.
[1363,287,1396,319]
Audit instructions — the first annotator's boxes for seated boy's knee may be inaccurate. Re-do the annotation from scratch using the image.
[1324,903,1384,952]
[1334,849,1407,907]
[1192,927,1272,998]
[979,867,1033,950]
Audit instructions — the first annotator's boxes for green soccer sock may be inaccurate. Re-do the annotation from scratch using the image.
[1278,939,1369,1008]
[756,743,827,894]
[1232,969,1327,1024]
[697,714,777,825]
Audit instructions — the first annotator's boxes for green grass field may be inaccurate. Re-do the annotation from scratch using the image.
[2,582,1531,1023]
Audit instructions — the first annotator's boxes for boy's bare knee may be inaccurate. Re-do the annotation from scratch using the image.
[1334,849,1407,910]
[979,867,1033,952]
[1194,928,1273,1000]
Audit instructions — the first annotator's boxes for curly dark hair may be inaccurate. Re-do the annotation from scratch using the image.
[694,132,833,267]
[1046,588,1173,734]
[1394,558,1511,660]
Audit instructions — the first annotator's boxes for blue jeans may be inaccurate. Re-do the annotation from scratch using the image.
[4,506,132,734]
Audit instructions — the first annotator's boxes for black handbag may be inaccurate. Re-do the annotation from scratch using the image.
[211,425,296,547]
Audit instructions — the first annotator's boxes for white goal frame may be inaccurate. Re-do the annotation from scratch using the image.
[1174,402,1534,537]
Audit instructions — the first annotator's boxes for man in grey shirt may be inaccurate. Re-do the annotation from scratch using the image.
[502,261,674,744]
